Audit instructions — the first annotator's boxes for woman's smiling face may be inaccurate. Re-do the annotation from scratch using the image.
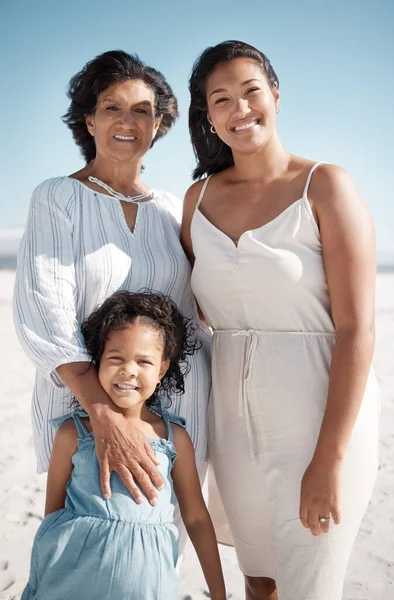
[206,58,280,155]
[85,79,162,165]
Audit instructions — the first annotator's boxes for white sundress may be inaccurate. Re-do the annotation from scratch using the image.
[190,163,379,600]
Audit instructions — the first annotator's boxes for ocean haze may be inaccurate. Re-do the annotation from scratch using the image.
[0,229,24,254]
[1,228,392,271]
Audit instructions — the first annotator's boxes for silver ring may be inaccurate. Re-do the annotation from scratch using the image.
[319,516,330,524]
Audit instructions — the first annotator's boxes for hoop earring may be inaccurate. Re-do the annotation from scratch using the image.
[156,382,161,390]
[210,124,217,134]
[276,104,281,114]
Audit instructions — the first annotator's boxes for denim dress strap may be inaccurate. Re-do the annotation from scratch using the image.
[50,407,91,440]
[161,409,187,444]
[148,395,187,444]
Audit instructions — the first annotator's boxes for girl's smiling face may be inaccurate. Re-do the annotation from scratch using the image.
[206,58,280,155]
[98,319,169,411]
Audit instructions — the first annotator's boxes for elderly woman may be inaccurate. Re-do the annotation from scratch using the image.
[182,40,379,600]
[13,51,210,530]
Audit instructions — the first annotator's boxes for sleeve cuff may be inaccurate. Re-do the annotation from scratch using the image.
[48,354,93,389]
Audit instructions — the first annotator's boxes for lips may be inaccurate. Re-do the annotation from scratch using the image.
[114,383,139,391]
[231,118,261,132]
[113,134,137,141]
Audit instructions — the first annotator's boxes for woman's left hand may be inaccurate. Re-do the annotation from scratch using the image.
[299,458,342,536]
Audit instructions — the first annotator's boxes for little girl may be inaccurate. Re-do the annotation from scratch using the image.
[22,291,226,600]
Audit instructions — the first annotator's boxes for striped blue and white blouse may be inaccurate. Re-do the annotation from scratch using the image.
[13,177,211,473]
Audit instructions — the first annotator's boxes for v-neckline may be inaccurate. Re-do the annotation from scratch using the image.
[196,196,305,249]
[118,200,140,236]
[69,176,154,237]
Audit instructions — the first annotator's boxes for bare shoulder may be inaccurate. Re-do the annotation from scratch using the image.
[53,419,79,455]
[172,423,194,452]
[57,418,79,438]
[307,163,374,221]
[183,179,206,210]
[308,164,359,203]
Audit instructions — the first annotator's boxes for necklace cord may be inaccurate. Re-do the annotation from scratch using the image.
[88,176,153,203]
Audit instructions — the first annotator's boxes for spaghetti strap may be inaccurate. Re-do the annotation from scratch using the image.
[148,396,186,444]
[302,162,328,198]
[162,412,174,444]
[72,411,91,440]
[196,175,213,208]
[162,409,186,444]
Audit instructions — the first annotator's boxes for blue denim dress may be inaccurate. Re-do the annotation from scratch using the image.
[21,404,184,599]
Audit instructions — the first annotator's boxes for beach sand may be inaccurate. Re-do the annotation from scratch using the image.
[0,270,393,599]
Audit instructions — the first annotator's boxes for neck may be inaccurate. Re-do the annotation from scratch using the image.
[87,155,150,196]
[231,132,290,182]
[117,400,153,424]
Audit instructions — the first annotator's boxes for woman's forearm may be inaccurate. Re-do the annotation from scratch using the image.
[313,326,375,463]
[56,361,118,418]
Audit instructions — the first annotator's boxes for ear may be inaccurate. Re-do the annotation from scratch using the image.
[272,87,280,109]
[158,358,170,380]
[85,113,95,137]
[207,112,212,126]
[152,114,163,140]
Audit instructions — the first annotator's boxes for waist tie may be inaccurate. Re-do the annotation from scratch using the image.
[233,330,258,461]
[213,329,336,461]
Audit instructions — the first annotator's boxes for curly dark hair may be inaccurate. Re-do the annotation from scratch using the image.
[62,50,179,163]
[80,290,199,408]
[189,40,279,179]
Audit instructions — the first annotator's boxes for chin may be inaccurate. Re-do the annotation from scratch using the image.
[228,132,267,153]
[110,395,139,409]
[235,140,268,155]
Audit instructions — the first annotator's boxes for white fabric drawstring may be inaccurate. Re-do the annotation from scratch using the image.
[233,330,259,461]
[88,176,154,203]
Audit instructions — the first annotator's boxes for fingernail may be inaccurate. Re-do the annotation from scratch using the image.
[158,484,164,491]
[136,496,144,505]
[151,498,159,506]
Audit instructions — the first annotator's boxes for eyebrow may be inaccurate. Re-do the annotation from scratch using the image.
[106,349,156,359]
[101,97,153,106]
[209,78,262,98]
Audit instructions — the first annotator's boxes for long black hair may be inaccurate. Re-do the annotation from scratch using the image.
[81,290,199,407]
[189,40,279,179]
[63,50,179,164]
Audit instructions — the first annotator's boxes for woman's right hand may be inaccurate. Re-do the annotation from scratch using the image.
[89,405,164,504]
[56,362,164,505]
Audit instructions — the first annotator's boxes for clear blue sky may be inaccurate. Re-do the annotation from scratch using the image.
[1,0,393,262]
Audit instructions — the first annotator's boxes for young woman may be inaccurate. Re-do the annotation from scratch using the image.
[182,40,379,600]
